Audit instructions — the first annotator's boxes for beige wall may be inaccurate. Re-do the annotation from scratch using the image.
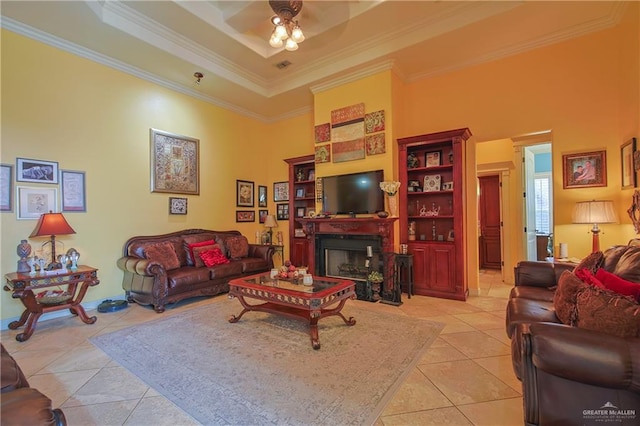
[1,3,638,322]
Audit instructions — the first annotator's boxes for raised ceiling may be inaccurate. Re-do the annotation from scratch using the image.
[0,1,625,121]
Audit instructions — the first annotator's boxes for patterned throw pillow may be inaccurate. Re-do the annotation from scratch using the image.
[191,244,219,268]
[144,242,181,271]
[574,251,604,274]
[553,271,586,325]
[575,285,640,338]
[226,235,249,259]
[184,240,216,265]
[199,248,230,268]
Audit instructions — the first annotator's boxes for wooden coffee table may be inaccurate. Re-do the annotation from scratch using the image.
[228,273,356,349]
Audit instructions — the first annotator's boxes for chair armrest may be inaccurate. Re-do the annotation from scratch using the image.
[525,322,640,392]
[514,261,574,288]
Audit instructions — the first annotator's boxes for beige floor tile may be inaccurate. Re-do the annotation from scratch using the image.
[25,369,100,408]
[457,397,524,426]
[381,369,452,416]
[453,312,504,331]
[473,356,521,394]
[10,349,67,376]
[125,396,200,425]
[418,342,468,364]
[62,366,150,407]
[440,330,510,358]
[39,343,111,373]
[482,328,511,346]
[425,315,476,334]
[419,359,520,405]
[61,400,139,425]
[381,406,473,425]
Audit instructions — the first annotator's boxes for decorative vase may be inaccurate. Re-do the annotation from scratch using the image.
[17,239,32,273]
[387,194,398,217]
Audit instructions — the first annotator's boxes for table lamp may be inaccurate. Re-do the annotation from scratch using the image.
[29,211,76,269]
[572,200,618,252]
[264,215,278,244]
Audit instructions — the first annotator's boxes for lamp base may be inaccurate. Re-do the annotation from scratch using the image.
[591,228,600,253]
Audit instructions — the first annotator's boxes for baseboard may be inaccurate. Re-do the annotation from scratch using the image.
[1,294,127,331]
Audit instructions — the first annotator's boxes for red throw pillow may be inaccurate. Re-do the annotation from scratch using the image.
[191,244,219,268]
[574,268,606,289]
[199,248,230,268]
[595,268,640,302]
[185,239,215,265]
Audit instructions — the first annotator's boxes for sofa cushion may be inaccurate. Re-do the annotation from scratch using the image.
[199,248,230,268]
[225,235,249,259]
[574,251,604,274]
[509,286,555,302]
[167,267,211,289]
[506,298,558,338]
[183,239,215,266]
[209,261,243,279]
[574,285,640,338]
[144,242,181,271]
[553,271,586,325]
[609,246,640,283]
[192,244,220,268]
[595,268,640,301]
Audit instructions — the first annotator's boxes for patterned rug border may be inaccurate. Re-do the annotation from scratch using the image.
[91,300,444,425]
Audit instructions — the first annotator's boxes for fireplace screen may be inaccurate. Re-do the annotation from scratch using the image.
[325,248,380,281]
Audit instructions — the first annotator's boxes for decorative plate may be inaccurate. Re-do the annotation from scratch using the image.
[423,175,441,192]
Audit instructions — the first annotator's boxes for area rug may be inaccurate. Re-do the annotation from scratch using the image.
[90,300,443,425]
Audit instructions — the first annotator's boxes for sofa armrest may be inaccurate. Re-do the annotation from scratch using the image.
[525,322,640,393]
[248,244,275,264]
[514,261,574,288]
[116,256,165,276]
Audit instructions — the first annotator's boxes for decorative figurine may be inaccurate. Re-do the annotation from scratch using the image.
[407,153,419,169]
[296,169,305,182]
[27,257,37,275]
[408,221,416,241]
[17,239,32,273]
[37,258,47,274]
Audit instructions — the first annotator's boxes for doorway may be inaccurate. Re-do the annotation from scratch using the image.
[522,143,553,261]
[479,175,502,269]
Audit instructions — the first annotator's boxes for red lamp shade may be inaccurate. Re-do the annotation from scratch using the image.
[29,212,76,267]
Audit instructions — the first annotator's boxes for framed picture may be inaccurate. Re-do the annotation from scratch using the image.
[274,181,289,202]
[150,129,199,194]
[169,197,187,215]
[295,188,305,199]
[259,209,268,223]
[61,170,86,212]
[442,181,454,191]
[425,151,441,168]
[296,207,306,218]
[562,150,607,189]
[258,185,267,207]
[236,210,255,222]
[447,229,455,241]
[423,175,441,192]
[277,203,289,220]
[621,138,637,188]
[16,158,58,184]
[1,164,12,212]
[236,180,254,207]
[308,170,315,180]
[17,186,58,220]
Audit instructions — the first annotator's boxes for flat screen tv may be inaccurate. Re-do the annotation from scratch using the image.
[322,170,384,215]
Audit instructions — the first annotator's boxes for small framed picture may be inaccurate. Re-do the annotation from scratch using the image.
[17,186,58,220]
[259,209,268,223]
[442,181,454,191]
[296,207,305,218]
[295,188,305,199]
[274,181,289,202]
[258,185,267,207]
[236,180,254,207]
[236,210,255,222]
[277,203,289,220]
[447,229,455,241]
[61,170,86,212]
[621,138,637,189]
[16,158,59,184]
[423,175,441,192]
[308,170,315,180]
[169,197,187,215]
[425,151,441,168]
[1,164,13,212]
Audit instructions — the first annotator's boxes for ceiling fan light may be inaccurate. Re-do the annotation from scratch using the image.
[291,26,304,43]
[269,34,284,48]
[275,23,288,39]
[285,39,298,51]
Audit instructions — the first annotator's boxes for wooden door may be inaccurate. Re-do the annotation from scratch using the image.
[479,175,502,269]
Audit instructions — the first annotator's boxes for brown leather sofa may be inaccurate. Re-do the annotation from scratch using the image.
[1,344,66,426]
[117,229,275,312]
[506,245,640,426]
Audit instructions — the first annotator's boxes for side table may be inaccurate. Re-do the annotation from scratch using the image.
[395,254,414,299]
[4,265,100,342]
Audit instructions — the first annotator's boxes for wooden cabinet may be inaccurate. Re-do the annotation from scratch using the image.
[398,128,471,300]
[284,154,315,267]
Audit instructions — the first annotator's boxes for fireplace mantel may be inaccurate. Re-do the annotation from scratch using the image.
[298,217,397,274]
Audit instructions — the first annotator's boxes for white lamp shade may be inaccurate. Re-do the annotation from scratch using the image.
[269,34,283,48]
[291,26,304,42]
[264,215,278,228]
[572,200,618,224]
[284,39,298,51]
[275,24,288,39]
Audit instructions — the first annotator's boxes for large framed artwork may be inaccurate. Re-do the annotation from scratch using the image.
[150,128,199,195]
[61,170,86,212]
[274,181,289,202]
[17,186,58,220]
[236,180,254,207]
[562,150,607,189]
[16,158,58,184]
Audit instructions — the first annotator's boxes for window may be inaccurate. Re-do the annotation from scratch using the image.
[534,173,552,234]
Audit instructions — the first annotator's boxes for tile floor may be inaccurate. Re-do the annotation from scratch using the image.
[1,269,522,425]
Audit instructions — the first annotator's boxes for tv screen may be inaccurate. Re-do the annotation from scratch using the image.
[322,170,384,215]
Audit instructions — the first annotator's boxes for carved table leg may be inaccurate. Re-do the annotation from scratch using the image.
[8,309,30,330]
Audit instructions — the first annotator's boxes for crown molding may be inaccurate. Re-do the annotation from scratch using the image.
[309,60,397,94]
